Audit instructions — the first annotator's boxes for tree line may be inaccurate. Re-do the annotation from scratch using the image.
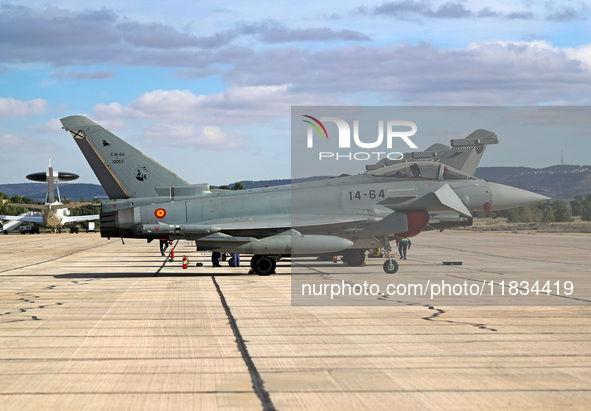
[0,192,103,218]
[489,194,591,223]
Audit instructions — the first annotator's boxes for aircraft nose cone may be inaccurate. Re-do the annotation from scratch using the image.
[488,182,550,211]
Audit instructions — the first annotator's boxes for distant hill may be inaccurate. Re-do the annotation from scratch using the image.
[0,183,108,201]
[2,165,590,202]
[475,165,591,201]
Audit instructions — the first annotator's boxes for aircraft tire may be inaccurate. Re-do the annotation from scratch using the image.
[344,249,365,266]
[383,259,399,274]
[251,255,276,276]
[250,255,259,270]
[228,256,236,267]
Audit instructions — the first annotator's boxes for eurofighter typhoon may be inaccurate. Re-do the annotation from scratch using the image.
[60,116,549,275]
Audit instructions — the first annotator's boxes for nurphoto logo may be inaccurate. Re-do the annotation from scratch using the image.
[303,115,418,161]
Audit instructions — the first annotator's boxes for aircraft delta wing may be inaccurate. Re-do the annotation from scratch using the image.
[61,116,549,275]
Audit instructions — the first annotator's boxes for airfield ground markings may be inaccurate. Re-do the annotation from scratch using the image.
[0,235,264,409]
[1,232,591,409]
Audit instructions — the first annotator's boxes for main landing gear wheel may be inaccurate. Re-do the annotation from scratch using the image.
[250,255,276,276]
[343,249,365,266]
[383,259,399,274]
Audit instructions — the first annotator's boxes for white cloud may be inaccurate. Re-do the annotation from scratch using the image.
[141,123,247,149]
[363,0,588,21]
[30,117,62,133]
[128,89,207,119]
[0,133,53,152]
[81,39,591,135]
[564,44,591,71]
[0,97,48,117]
[122,84,314,124]
[218,40,591,105]
[92,102,130,129]
[0,5,371,67]
[0,133,22,149]
[88,83,341,141]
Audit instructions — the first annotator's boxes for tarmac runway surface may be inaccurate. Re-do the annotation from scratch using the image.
[1,230,590,410]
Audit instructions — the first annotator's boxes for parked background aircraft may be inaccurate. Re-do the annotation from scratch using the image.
[61,115,548,274]
[1,211,41,234]
[0,160,99,233]
[366,128,499,176]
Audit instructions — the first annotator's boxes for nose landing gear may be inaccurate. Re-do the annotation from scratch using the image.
[377,236,399,274]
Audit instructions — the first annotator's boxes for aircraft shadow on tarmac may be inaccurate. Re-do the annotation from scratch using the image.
[53,271,292,279]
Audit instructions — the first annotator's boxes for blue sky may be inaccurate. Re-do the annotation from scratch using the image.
[1,0,590,185]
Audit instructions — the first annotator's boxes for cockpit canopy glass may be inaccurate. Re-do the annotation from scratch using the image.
[367,162,476,181]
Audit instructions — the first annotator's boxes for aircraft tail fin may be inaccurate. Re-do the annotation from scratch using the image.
[366,129,499,176]
[47,160,56,203]
[444,129,499,175]
[60,116,190,199]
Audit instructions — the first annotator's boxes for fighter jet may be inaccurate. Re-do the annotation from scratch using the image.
[367,128,500,232]
[366,128,499,176]
[0,160,99,233]
[60,115,549,275]
[365,129,499,232]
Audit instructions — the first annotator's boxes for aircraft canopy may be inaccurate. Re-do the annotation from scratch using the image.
[367,161,476,181]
